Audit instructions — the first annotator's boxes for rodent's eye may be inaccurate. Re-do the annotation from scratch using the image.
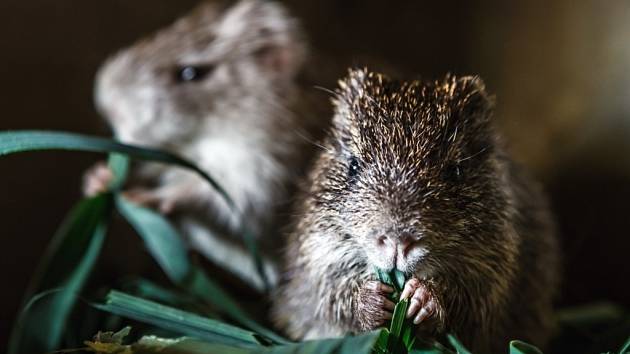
[442,163,463,183]
[175,65,215,83]
[348,156,361,180]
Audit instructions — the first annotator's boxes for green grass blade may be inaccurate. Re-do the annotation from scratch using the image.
[115,195,287,344]
[410,347,450,354]
[338,330,384,354]
[390,299,409,337]
[107,153,129,191]
[619,336,630,354]
[375,267,394,289]
[250,330,381,354]
[184,266,290,344]
[135,336,252,354]
[393,270,406,292]
[0,130,269,290]
[93,290,263,348]
[123,278,201,309]
[509,340,543,354]
[0,130,223,198]
[116,196,191,282]
[388,299,410,353]
[374,329,390,354]
[446,335,472,354]
[8,194,111,354]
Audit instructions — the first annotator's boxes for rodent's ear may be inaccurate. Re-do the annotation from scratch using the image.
[217,0,306,80]
[336,68,370,103]
[331,68,370,130]
[451,75,495,123]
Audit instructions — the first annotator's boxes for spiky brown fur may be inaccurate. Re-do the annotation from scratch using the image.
[272,68,560,353]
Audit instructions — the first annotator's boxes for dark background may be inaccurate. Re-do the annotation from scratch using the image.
[1,0,630,350]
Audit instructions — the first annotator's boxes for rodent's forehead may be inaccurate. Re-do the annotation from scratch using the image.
[333,70,492,164]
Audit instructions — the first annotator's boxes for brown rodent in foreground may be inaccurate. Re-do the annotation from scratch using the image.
[83,0,326,289]
[272,68,560,353]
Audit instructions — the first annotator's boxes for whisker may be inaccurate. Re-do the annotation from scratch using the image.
[457,147,488,163]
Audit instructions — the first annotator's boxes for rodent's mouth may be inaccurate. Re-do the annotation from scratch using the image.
[368,248,429,275]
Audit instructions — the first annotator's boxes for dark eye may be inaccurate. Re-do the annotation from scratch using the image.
[175,65,215,83]
[348,156,361,180]
[442,163,462,182]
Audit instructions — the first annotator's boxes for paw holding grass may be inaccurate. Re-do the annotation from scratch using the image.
[366,268,440,328]
[355,277,437,331]
[401,277,440,327]
[354,280,396,330]
[368,268,439,354]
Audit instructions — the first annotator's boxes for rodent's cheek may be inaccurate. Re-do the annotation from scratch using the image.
[398,247,430,274]
[365,245,396,271]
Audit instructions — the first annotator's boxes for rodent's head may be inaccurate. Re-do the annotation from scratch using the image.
[95,0,305,147]
[313,68,507,275]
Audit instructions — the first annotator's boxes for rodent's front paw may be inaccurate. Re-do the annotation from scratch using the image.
[83,161,114,196]
[354,281,396,331]
[123,181,198,214]
[123,188,175,214]
[401,278,441,327]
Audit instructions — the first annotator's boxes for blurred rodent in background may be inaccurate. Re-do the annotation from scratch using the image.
[83,0,328,290]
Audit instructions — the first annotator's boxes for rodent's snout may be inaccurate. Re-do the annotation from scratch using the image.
[376,233,415,258]
[374,233,424,271]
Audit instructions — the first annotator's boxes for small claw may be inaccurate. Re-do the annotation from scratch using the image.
[83,162,114,196]
[400,277,420,300]
[159,198,176,215]
[413,307,430,324]
[406,298,421,318]
[367,281,394,293]
[383,298,396,311]
[122,189,159,207]
[380,284,395,293]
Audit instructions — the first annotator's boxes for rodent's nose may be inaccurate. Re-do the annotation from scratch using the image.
[376,233,416,259]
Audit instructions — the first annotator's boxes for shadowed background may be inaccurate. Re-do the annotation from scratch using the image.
[1,0,629,351]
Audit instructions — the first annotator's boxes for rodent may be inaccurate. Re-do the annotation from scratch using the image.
[83,0,326,289]
[271,68,560,353]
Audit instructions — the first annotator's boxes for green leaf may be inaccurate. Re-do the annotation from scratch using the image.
[619,336,630,354]
[0,130,269,288]
[109,151,284,342]
[129,332,381,354]
[409,343,452,354]
[0,131,222,198]
[255,330,382,354]
[107,153,130,191]
[402,322,416,351]
[106,152,281,339]
[374,267,394,289]
[447,335,472,354]
[184,266,290,344]
[115,195,287,344]
[116,196,191,282]
[122,278,199,307]
[393,270,406,293]
[374,329,390,354]
[8,194,111,354]
[390,299,409,338]
[509,340,543,354]
[93,290,263,348]
[388,299,410,353]
[135,336,252,354]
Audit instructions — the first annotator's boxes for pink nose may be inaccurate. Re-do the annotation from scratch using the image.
[377,234,415,259]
